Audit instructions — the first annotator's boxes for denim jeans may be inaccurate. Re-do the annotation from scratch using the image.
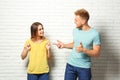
[27,73,49,80]
[64,63,91,80]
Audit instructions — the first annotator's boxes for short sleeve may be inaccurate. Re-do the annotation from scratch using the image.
[46,39,50,44]
[24,39,30,48]
[93,33,101,46]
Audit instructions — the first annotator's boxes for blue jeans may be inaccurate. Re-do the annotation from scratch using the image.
[27,73,49,80]
[64,63,91,80]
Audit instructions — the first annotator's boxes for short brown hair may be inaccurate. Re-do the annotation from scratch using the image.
[30,22,43,38]
[74,9,89,21]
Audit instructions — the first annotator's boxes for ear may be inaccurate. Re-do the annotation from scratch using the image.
[81,19,86,25]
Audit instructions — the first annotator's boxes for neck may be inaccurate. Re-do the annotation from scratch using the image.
[34,36,44,41]
[81,24,91,31]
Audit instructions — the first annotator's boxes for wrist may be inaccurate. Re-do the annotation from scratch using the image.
[82,48,86,53]
[62,43,65,48]
[47,48,50,51]
[25,47,29,52]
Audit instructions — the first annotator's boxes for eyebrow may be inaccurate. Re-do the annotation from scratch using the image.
[38,27,44,30]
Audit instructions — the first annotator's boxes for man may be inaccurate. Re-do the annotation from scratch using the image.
[54,9,101,80]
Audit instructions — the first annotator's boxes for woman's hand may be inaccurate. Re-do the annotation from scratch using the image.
[46,43,51,50]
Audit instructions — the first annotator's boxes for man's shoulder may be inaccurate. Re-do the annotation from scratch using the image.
[91,28,99,34]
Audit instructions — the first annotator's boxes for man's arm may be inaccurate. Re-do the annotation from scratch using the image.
[76,43,101,57]
[83,45,101,57]
[54,40,74,49]
[63,42,74,49]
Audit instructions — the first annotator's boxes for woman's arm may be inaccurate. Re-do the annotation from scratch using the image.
[46,43,51,59]
[21,44,30,60]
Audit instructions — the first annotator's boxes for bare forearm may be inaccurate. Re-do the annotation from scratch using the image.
[83,48,100,57]
[21,49,28,60]
[47,49,51,59]
[64,42,74,49]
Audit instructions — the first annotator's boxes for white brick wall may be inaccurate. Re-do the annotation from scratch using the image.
[0,0,120,80]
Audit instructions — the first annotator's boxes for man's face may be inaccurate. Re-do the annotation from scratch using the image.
[74,15,85,28]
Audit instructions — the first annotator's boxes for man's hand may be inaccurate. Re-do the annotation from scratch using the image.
[53,40,64,48]
[76,42,83,53]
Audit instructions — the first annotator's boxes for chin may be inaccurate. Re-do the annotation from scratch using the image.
[77,25,82,27]
[76,26,81,28]
[76,26,82,30]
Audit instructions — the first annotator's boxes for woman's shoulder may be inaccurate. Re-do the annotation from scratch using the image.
[24,38,32,44]
[26,38,31,41]
[44,38,50,42]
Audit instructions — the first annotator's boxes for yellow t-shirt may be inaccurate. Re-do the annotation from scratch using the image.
[24,38,49,74]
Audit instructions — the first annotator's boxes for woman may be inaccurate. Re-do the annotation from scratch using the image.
[21,22,51,80]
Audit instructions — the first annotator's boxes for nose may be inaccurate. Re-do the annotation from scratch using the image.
[41,30,44,33]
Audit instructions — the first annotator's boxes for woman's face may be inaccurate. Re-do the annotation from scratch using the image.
[37,25,44,37]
